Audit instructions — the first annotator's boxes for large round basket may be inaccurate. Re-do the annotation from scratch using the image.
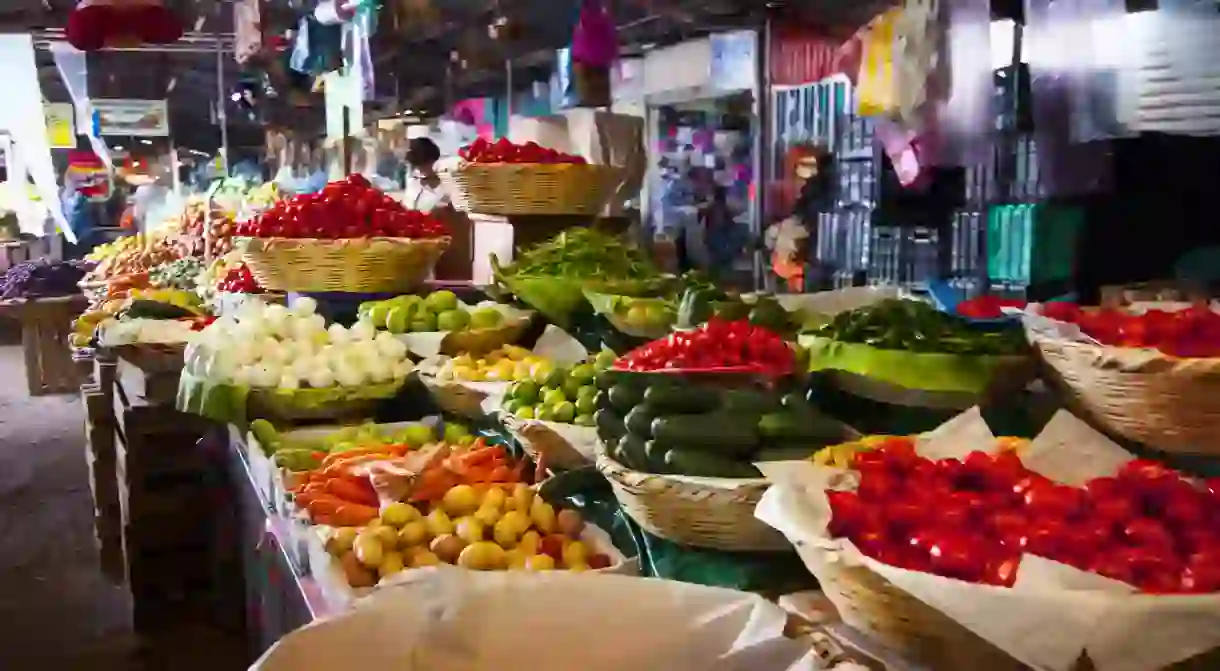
[246,382,403,423]
[1031,333,1220,455]
[595,450,789,552]
[808,549,1026,670]
[236,236,449,293]
[444,163,624,216]
[437,315,532,357]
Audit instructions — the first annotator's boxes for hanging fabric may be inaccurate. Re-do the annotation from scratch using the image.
[569,0,616,107]
[855,9,900,118]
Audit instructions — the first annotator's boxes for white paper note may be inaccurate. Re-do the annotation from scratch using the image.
[1020,411,1134,486]
[916,406,996,460]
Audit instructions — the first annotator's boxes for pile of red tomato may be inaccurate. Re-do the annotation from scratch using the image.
[235,175,448,240]
[828,437,1220,593]
[956,295,1027,320]
[615,318,795,375]
[459,138,587,165]
[217,263,262,294]
[1039,302,1220,358]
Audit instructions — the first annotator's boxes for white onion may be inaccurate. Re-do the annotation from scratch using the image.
[349,321,376,342]
[291,296,318,316]
[278,373,300,390]
[327,323,351,345]
[306,366,335,388]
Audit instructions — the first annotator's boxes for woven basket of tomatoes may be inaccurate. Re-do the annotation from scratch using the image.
[1028,301,1220,455]
[767,431,1220,671]
[234,176,451,293]
[444,139,624,216]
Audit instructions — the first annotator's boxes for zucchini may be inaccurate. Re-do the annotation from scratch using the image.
[607,384,644,413]
[644,440,672,473]
[122,299,196,320]
[624,404,658,439]
[650,413,759,457]
[758,412,849,443]
[721,388,781,414]
[664,449,761,478]
[643,384,721,414]
[616,435,650,471]
[594,408,625,444]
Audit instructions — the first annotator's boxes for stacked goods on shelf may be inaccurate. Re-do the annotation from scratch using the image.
[182,297,413,421]
[72,288,209,349]
[801,298,1034,408]
[446,138,623,215]
[757,412,1220,670]
[1,259,92,299]
[359,289,532,356]
[595,319,853,551]
[1028,301,1220,453]
[234,174,450,293]
[491,228,669,326]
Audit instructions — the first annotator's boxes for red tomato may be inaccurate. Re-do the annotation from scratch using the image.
[1121,518,1175,553]
[983,554,1021,587]
[1040,302,1081,323]
[928,534,984,581]
[1024,482,1084,519]
[1090,495,1138,527]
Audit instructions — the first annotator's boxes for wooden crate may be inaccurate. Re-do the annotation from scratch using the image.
[0,295,88,395]
[82,382,124,583]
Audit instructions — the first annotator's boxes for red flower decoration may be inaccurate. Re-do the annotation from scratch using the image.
[66,0,182,52]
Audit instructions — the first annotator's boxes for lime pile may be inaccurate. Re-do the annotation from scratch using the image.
[501,350,616,425]
[360,290,506,334]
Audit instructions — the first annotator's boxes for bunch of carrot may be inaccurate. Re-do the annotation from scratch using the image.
[291,444,412,526]
[408,439,532,505]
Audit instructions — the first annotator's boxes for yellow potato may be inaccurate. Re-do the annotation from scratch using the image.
[326,527,359,556]
[457,542,507,571]
[455,517,486,545]
[378,551,405,578]
[529,498,556,535]
[425,509,455,537]
[397,521,428,548]
[381,502,421,528]
[354,533,384,569]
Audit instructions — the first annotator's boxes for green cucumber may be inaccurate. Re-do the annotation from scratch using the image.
[649,413,759,457]
[594,408,625,444]
[624,404,658,439]
[755,446,821,462]
[758,411,849,443]
[645,440,672,473]
[643,384,721,414]
[607,384,645,413]
[616,435,650,471]
[664,449,761,478]
[721,388,782,414]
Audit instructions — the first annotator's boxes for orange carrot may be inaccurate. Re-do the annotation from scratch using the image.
[320,447,387,469]
[306,494,345,517]
[330,503,378,526]
[451,445,505,469]
[322,453,390,477]
[325,478,379,507]
[486,465,513,483]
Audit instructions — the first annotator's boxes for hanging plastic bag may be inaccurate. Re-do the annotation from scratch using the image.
[569,0,616,107]
[855,8,900,117]
[891,0,944,127]
[931,0,993,166]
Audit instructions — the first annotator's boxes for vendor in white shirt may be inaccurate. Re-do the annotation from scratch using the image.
[406,136,471,280]
[403,137,449,212]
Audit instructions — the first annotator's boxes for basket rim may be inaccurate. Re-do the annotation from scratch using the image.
[236,235,451,249]
[1031,330,1220,375]
[595,450,771,492]
[448,162,625,173]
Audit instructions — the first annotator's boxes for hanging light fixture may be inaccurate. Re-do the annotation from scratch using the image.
[65,0,184,51]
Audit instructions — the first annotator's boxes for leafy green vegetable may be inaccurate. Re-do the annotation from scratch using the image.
[812,299,1029,356]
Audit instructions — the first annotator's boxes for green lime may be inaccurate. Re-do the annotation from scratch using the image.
[443,423,471,443]
[424,290,459,313]
[543,368,567,389]
[357,301,377,319]
[594,350,617,370]
[436,308,471,332]
[569,363,596,384]
[410,312,438,332]
[513,380,539,404]
[542,389,567,407]
[552,401,576,423]
[577,384,598,400]
[515,405,536,420]
[398,424,434,448]
[536,404,556,421]
[575,395,596,415]
[503,399,522,415]
[469,307,504,329]
[386,306,411,333]
[562,376,585,400]
[574,413,595,427]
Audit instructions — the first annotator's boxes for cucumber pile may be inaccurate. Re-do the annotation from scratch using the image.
[593,371,852,478]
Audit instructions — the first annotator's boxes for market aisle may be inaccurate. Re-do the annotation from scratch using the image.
[0,341,136,669]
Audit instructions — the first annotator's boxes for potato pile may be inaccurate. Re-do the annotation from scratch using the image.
[325,483,613,587]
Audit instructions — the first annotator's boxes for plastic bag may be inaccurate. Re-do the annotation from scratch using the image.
[855,9,900,117]
[570,0,616,68]
[934,0,993,166]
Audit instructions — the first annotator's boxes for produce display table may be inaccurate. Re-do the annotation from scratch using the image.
[226,426,330,657]
[0,294,88,395]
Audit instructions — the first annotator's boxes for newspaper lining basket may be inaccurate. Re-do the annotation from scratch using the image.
[444,163,623,216]
[236,236,449,293]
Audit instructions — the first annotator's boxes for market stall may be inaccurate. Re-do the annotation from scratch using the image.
[21,122,1211,671]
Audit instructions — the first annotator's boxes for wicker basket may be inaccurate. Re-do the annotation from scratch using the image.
[247,381,403,423]
[236,236,449,293]
[436,315,532,357]
[595,450,789,552]
[1032,333,1220,455]
[809,550,1028,671]
[444,163,624,216]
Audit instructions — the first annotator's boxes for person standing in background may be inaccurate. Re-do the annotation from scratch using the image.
[406,137,471,280]
[700,186,747,284]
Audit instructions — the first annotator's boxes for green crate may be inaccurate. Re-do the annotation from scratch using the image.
[987,204,1083,286]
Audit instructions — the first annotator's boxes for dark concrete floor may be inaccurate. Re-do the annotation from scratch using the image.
[0,333,248,670]
[0,339,138,670]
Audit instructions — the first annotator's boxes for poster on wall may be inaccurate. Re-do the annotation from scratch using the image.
[91,99,169,136]
[44,103,75,148]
